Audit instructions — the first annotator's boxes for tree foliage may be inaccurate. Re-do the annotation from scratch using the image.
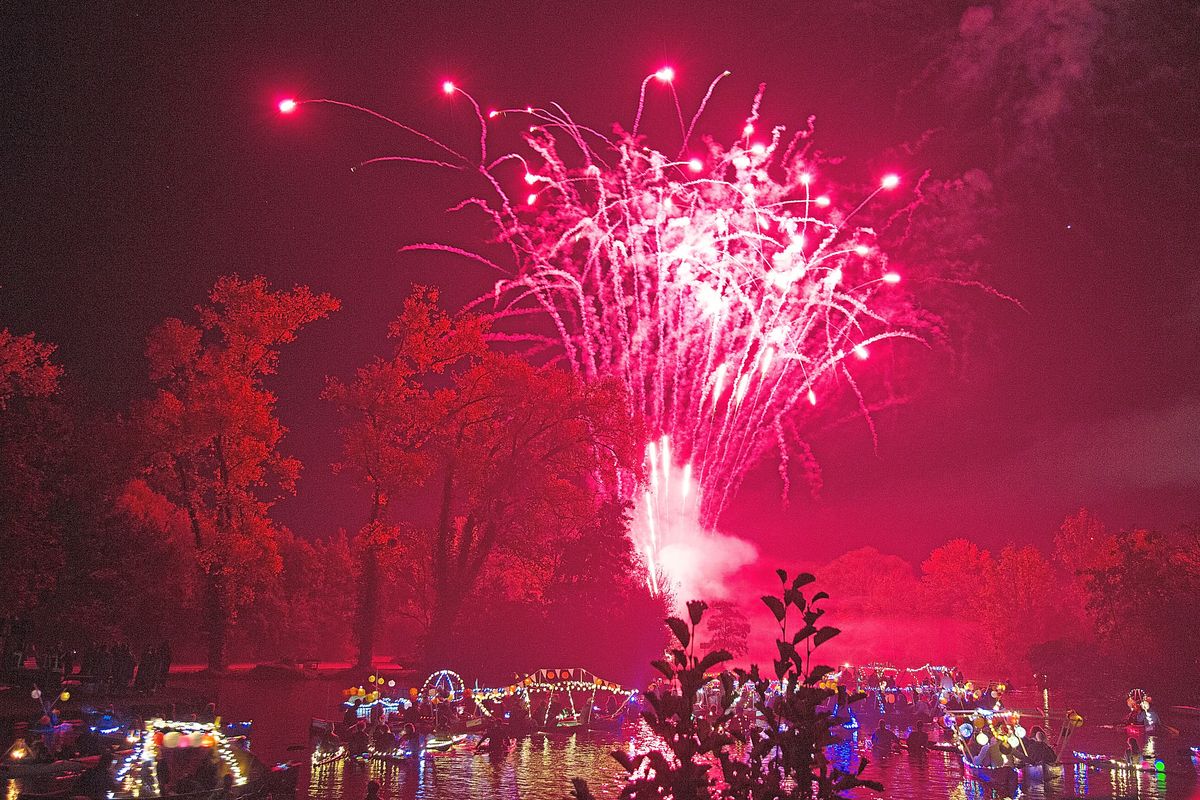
[330,287,644,667]
[130,275,339,670]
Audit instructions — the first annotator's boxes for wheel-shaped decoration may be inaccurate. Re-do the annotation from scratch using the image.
[421,669,465,701]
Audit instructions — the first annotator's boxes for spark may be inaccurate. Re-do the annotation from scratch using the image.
[442,80,456,95]
[881,173,901,189]
[655,66,675,82]
[277,98,297,114]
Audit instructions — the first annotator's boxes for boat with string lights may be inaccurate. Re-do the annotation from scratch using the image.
[111,718,299,799]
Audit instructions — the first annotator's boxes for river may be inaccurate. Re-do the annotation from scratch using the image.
[6,675,1198,799]
[191,676,1200,800]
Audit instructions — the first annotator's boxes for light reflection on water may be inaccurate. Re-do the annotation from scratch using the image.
[303,719,1200,800]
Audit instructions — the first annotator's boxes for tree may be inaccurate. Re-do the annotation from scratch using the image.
[1054,508,1118,578]
[1083,527,1200,684]
[324,286,487,668]
[819,546,919,617]
[919,538,994,616]
[0,328,63,612]
[977,544,1060,670]
[130,276,338,670]
[701,601,750,659]
[0,327,62,410]
[333,288,643,667]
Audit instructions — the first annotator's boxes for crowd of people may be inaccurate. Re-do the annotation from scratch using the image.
[1,617,172,692]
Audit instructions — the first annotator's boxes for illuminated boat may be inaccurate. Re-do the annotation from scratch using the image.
[111,718,299,798]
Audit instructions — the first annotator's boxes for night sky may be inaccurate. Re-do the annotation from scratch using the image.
[3,2,1198,569]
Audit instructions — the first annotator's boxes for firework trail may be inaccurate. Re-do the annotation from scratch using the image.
[281,72,931,600]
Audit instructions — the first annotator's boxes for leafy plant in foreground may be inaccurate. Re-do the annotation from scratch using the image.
[571,569,882,799]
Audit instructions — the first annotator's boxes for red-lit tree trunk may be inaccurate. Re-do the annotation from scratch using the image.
[355,486,387,670]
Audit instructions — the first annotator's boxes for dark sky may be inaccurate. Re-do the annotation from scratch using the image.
[3,1,1198,568]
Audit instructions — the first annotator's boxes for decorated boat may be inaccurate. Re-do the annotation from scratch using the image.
[112,718,299,798]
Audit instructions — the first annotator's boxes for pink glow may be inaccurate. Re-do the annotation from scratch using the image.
[815,195,831,207]
[441,80,456,95]
[883,272,902,284]
[881,173,901,189]
[655,66,675,82]
[526,193,537,205]
[277,98,297,114]
[687,158,703,173]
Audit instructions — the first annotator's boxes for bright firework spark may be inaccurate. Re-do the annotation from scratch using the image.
[288,71,938,599]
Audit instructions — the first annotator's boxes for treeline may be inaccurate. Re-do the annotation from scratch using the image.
[810,510,1200,690]
[0,277,667,682]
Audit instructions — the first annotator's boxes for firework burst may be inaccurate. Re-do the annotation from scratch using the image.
[283,71,937,598]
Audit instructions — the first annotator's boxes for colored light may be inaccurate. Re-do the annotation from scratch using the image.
[526,193,537,205]
[854,244,870,256]
[815,195,831,207]
[742,124,754,136]
[882,272,901,284]
[655,67,675,82]
[277,98,297,114]
[687,158,703,172]
[854,345,868,360]
[442,81,456,95]
[524,173,538,185]
[881,173,900,189]
[807,389,817,406]
[799,173,812,185]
